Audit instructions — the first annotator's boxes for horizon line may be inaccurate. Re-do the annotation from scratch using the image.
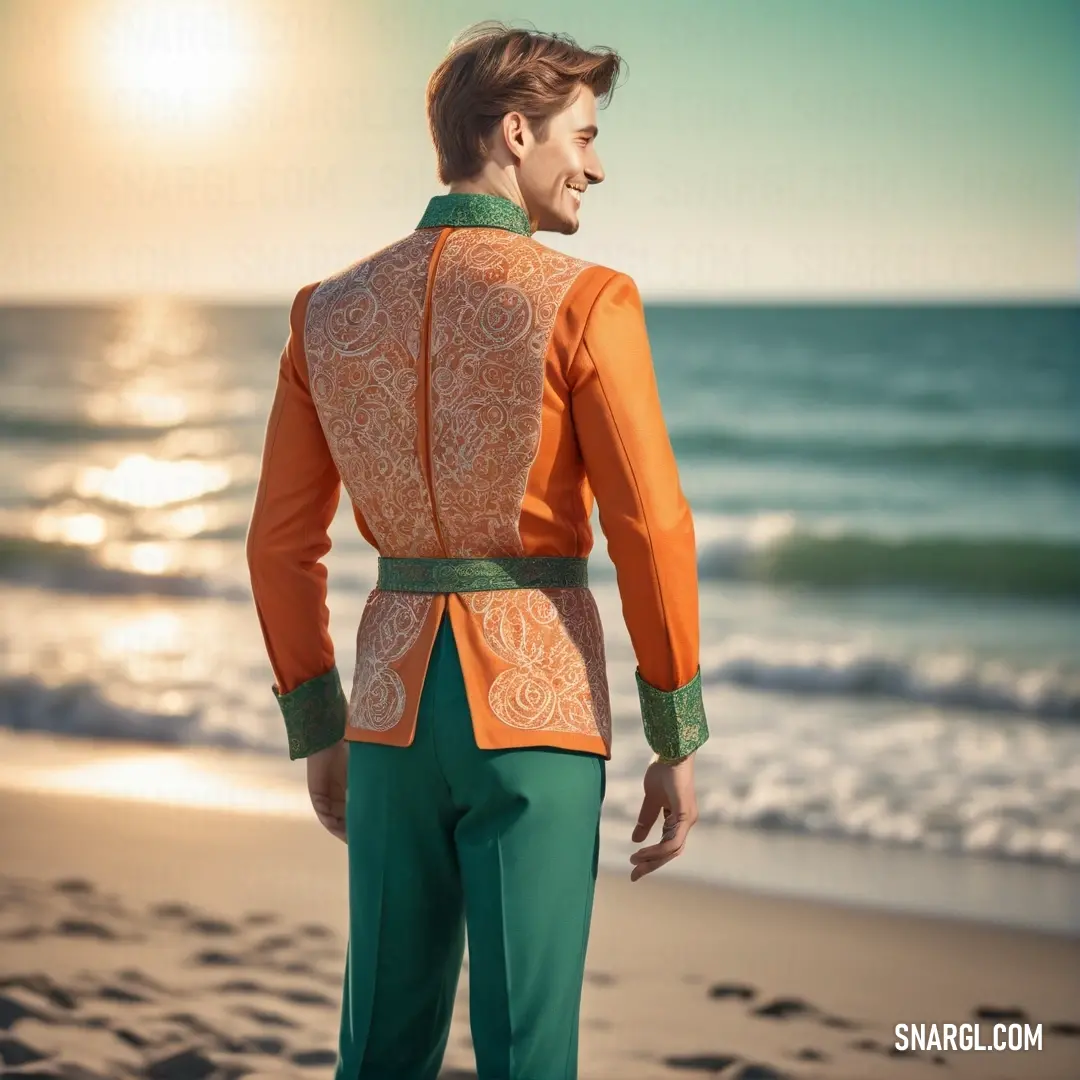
[1,290,1077,308]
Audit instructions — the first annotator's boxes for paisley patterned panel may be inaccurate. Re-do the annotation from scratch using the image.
[304,230,442,557]
[463,588,612,743]
[427,230,608,740]
[427,230,592,556]
[347,591,433,731]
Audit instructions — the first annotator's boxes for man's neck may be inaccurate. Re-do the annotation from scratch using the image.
[448,176,525,212]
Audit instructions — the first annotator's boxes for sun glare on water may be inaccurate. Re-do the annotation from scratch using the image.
[101,0,254,128]
[2,753,309,816]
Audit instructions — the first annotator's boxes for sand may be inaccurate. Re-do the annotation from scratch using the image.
[0,766,1077,1080]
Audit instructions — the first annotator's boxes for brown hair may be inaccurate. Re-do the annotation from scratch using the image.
[426,21,625,185]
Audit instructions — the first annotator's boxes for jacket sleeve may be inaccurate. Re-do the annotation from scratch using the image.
[245,285,347,760]
[567,271,708,759]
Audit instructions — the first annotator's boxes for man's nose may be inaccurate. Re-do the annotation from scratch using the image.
[586,158,605,185]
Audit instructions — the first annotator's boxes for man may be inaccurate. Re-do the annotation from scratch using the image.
[246,20,708,1080]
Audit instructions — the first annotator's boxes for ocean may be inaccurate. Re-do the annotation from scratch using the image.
[1,299,1077,929]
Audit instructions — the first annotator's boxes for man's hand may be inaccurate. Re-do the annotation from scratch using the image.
[306,738,348,843]
[629,754,698,881]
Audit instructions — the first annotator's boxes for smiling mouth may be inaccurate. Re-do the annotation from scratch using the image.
[566,183,585,205]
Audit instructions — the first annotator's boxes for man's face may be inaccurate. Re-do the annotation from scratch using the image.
[516,86,605,235]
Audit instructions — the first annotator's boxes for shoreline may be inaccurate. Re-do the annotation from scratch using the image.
[1,729,1077,936]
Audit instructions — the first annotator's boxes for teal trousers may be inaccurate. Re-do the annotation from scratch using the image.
[335,610,606,1080]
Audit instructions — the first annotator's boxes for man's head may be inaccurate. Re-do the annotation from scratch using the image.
[426,22,625,235]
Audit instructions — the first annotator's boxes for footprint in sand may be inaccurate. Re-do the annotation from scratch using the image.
[849,1036,888,1053]
[163,1009,242,1047]
[215,979,265,994]
[0,989,58,1029]
[1,973,78,1010]
[115,967,169,994]
[55,882,136,922]
[151,904,246,941]
[242,910,279,926]
[185,917,237,936]
[707,981,756,1002]
[115,1027,150,1048]
[0,925,44,942]
[190,949,245,967]
[752,997,815,1020]
[236,1034,286,1054]
[705,983,867,1043]
[231,1004,300,1029]
[145,1047,217,1080]
[52,878,95,896]
[718,988,863,1032]
[974,1004,1027,1021]
[149,901,193,919]
[665,1054,792,1078]
[282,961,318,976]
[849,1035,943,1064]
[292,1048,338,1066]
[54,918,120,940]
[664,1052,739,1071]
[819,1014,860,1029]
[279,988,336,1008]
[97,983,149,1003]
[297,922,335,939]
[584,971,616,987]
[0,1035,49,1067]
[792,1047,828,1062]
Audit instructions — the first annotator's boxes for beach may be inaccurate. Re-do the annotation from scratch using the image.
[2,1,1077,1076]
[1,734,1077,1080]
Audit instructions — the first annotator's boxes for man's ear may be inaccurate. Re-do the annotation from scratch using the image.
[502,111,530,157]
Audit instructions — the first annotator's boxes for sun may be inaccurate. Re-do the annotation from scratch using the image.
[101,0,253,127]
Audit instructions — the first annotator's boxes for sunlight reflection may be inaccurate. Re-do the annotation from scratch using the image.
[99,610,185,659]
[105,298,208,368]
[77,454,231,508]
[16,754,308,815]
[79,298,213,427]
[86,389,189,427]
[32,510,107,546]
[128,543,171,575]
[157,503,211,539]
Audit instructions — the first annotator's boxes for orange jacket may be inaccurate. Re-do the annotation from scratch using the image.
[246,192,708,761]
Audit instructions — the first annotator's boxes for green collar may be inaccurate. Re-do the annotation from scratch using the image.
[417,192,532,237]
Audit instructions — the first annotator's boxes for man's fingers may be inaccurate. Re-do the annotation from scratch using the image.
[631,790,663,843]
[630,845,684,881]
[310,792,345,815]
[317,813,347,843]
[631,813,692,862]
[314,806,347,842]
[311,792,347,843]
[629,811,696,879]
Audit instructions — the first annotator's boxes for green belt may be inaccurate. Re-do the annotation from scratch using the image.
[377,556,589,593]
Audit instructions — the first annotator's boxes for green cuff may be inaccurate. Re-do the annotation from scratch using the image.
[636,666,709,760]
[273,665,348,760]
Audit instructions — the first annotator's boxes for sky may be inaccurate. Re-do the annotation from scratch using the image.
[1,0,1076,301]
